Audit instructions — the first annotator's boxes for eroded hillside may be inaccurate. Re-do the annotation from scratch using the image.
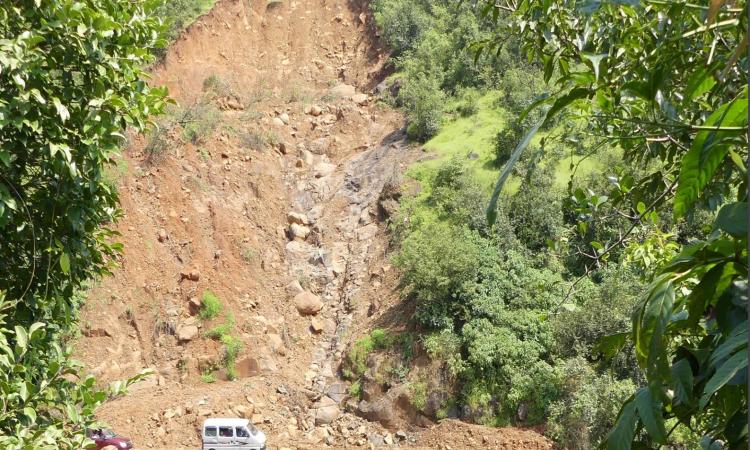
[76,1,554,448]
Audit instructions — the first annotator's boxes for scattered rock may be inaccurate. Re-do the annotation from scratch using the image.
[310,317,325,333]
[279,112,290,124]
[272,117,285,127]
[287,211,310,225]
[327,382,348,403]
[235,404,254,419]
[286,280,304,296]
[224,98,244,110]
[180,268,200,282]
[384,433,394,445]
[176,325,199,343]
[310,104,323,116]
[357,223,379,241]
[313,396,341,425]
[395,430,407,440]
[82,327,111,338]
[235,357,261,378]
[294,291,323,316]
[329,84,356,99]
[267,333,286,355]
[187,297,202,316]
[278,141,288,154]
[352,93,369,105]
[157,228,168,242]
[302,150,315,165]
[357,399,395,427]
[368,434,384,446]
[163,409,176,419]
[309,137,329,155]
[314,162,336,178]
[289,223,311,241]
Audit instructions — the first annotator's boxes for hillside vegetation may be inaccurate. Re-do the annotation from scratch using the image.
[350,0,748,449]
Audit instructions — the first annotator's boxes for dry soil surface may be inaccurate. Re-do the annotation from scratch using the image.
[75,1,555,449]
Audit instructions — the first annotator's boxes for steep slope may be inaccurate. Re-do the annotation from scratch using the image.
[75,0,554,448]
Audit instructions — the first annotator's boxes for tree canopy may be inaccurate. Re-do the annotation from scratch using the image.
[0,1,167,447]
[475,0,748,447]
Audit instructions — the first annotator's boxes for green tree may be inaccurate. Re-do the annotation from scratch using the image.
[0,1,167,447]
[477,0,748,447]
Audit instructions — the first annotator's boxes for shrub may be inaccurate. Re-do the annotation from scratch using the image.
[202,74,235,99]
[204,312,234,339]
[240,245,255,263]
[546,359,635,450]
[200,291,222,320]
[144,125,174,163]
[181,103,220,144]
[154,0,217,42]
[200,372,217,384]
[409,380,428,410]
[399,76,445,142]
[370,329,391,349]
[394,222,483,328]
[371,0,432,56]
[507,167,563,251]
[454,87,481,117]
[348,380,362,397]
[493,123,523,167]
[342,329,393,379]
[221,334,243,380]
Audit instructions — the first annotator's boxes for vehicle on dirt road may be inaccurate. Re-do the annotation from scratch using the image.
[202,418,266,450]
[86,428,134,449]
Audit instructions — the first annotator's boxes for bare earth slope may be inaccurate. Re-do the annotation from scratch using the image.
[75,1,554,449]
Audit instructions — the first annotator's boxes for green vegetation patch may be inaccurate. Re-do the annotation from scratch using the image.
[199,291,222,320]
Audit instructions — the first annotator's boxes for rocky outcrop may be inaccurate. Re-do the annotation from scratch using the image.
[293,291,323,315]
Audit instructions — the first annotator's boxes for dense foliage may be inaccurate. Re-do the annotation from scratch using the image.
[391,155,645,446]
[474,0,748,448]
[372,0,542,141]
[0,2,167,447]
[373,0,748,448]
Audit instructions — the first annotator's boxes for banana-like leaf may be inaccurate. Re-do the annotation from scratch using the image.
[486,112,547,225]
[673,88,748,218]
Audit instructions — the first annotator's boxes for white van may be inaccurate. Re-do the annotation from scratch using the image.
[202,418,267,450]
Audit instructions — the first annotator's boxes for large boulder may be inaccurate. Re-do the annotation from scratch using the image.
[313,396,341,425]
[176,325,199,343]
[294,291,323,315]
[357,398,395,427]
[329,84,356,99]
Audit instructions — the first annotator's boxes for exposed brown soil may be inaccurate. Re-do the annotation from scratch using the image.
[75,1,555,449]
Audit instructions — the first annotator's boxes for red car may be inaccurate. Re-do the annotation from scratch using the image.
[87,428,134,449]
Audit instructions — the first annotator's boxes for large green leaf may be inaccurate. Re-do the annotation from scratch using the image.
[715,202,748,238]
[634,276,674,378]
[594,332,629,359]
[542,87,590,127]
[707,321,748,370]
[486,113,546,225]
[674,89,748,218]
[684,67,717,101]
[635,387,667,443]
[606,397,638,450]
[699,349,748,408]
[671,359,694,405]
